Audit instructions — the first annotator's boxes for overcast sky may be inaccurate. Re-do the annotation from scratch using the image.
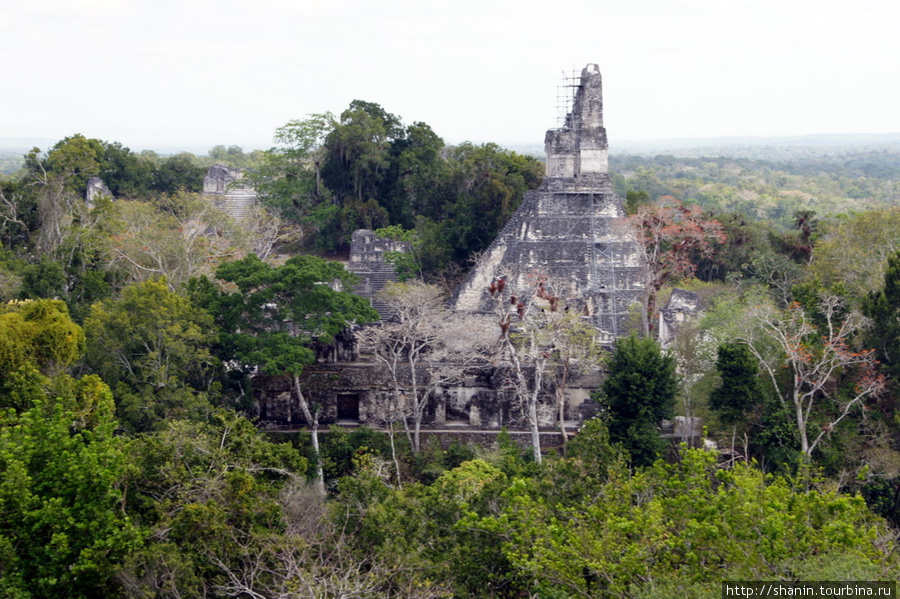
[2,0,898,153]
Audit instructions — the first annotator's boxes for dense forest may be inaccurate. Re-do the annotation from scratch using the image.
[1,100,900,598]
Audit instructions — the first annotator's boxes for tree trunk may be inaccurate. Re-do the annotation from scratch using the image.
[645,287,658,339]
[386,422,402,487]
[529,368,544,465]
[557,366,570,453]
[557,390,569,454]
[793,388,810,457]
[409,363,422,453]
[293,375,324,495]
[414,399,423,455]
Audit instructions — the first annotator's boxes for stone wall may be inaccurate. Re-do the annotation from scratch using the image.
[254,356,602,435]
[658,288,703,346]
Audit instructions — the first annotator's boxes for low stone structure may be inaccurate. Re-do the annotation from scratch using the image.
[202,163,257,220]
[257,338,602,441]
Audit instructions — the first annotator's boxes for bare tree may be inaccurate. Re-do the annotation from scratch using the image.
[746,295,885,457]
[0,186,31,247]
[358,281,488,453]
[487,274,602,463]
[540,310,605,451]
[203,480,451,599]
[367,389,407,485]
[668,320,716,446]
[107,193,243,288]
[24,156,77,256]
[240,202,303,261]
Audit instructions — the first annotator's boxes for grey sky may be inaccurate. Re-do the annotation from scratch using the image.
[2,0,898,152]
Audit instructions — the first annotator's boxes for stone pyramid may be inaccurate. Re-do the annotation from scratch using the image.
[452,64,646,341]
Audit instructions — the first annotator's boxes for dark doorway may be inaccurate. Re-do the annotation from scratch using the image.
[337,393,360,423]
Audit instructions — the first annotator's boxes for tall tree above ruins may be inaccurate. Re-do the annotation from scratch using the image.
[486,273,604,463]
[252,102,541,272]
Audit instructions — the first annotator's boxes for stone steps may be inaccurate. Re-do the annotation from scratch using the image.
[347,262,398,318]
[216,190,257,221]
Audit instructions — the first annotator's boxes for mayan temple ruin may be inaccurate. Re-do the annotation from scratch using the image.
[254,63,662,442]
[452,64,645,342]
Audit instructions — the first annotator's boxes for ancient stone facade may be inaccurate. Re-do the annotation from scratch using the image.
[452,64,646,343]
[202,163,258,220]
[545,64,609,178]
[258,326,602,439]
[346,229,410,318]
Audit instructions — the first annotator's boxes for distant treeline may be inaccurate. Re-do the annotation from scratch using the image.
[610,149,900,224]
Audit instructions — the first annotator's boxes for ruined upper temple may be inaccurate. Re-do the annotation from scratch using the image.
[545,63,608,178]
[452,64,645,341]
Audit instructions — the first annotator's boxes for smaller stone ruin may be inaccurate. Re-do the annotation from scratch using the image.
[85,177,113,207]
[658,288,703,346]
[346,229,411,318]
[202,164,257,221]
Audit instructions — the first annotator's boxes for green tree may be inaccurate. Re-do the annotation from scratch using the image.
[253,113,336,217]
[212,254,379,492]
[322,101,401,205]
[476,448,897,598]
[152,152,204,195]
[383,121,446,227]
[41,134,104,193]
[693,212,777,282]
[0,299,84,407]
[624,189,649,215]
[862,250,900,384]
[439,142,544,265]
[812,207,900,299]
[83,278,219,432]
[98,141,156,198]
[119,411,307,598]
[0,384,141,598]
[709,342,764,425]
[566,417,622,480]
[337,457,515,598]
[599,333,677,467]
